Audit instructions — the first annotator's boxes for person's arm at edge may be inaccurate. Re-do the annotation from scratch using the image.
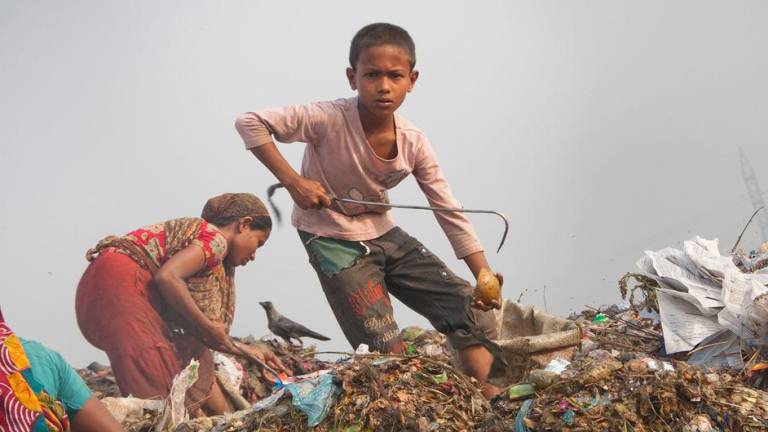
[71,397,124,432]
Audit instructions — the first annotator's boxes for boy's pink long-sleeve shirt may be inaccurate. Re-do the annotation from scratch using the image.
[235,97,483,258]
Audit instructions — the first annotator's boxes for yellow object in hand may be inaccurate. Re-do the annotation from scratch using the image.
[475,268,501,303]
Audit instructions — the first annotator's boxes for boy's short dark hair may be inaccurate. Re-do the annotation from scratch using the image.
[349,23,416,70]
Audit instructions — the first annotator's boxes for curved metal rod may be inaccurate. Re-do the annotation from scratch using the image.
[266,183,509,253]
[266,182,285,224]
[335,197,509,253]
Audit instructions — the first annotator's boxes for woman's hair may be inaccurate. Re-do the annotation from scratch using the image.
[204,214,272,231]
[201,193,272,231]
[349,23,416,70]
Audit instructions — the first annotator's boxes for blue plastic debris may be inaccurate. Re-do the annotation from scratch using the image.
[514,399,534,432]
[252,388,286,412]
[562,409,575,425]
[284,373,341,427]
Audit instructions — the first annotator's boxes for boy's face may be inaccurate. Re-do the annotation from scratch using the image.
[346,44,419,119]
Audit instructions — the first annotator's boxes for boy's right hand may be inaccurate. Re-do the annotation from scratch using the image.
[286,176,332,209]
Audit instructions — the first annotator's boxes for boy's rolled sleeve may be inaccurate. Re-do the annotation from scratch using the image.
[412,138,484,259]
[235,112,276,149]
[235,101,334,150]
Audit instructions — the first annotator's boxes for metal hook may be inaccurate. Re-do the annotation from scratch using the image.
[266,183,508,253]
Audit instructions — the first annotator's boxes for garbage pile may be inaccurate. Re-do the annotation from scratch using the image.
[98,338,499,431]
[733,240,768,274]
[491,301,581,387]
[494,306,768,431]
[79,237,768,431]
[87,310,768,431]
[229,337,332,403]
[494,351,768,431]
[77,362,120,398]
[186,352,495,432]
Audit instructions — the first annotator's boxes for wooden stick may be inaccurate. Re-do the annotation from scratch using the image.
[731,206,765,254]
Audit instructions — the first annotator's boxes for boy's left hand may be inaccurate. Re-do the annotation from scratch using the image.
[471,272,503,311]
[471,298,501,311]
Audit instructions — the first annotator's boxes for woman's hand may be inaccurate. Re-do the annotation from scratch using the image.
[199,320,238,353]
[241,343,292,376]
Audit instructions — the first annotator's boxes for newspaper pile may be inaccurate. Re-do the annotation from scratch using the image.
[636,236,768,367]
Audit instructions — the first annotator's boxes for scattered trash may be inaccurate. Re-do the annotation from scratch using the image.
[684,414,714,432]
[213,352,244,391]
[506,383,536,401]
[77,365,120,399]
[734,240,768,273]
[543,357,570,374]
[284,373,341,427]
[494,354,768,431]
[167,359,200,428]
[749,292,768,345]
[214,352,249,410]
[492,300,582,386]
[561,408,575,426]
[636,236,768,368]
[514,399,534,432]
[87,361,111,374]
[528,369,559,390]
[251,387,285,412]
[99,397,163,424]
[641,357,675,371]
[91,312,768,431]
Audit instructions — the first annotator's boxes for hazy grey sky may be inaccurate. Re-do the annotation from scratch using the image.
[2,1,767,367]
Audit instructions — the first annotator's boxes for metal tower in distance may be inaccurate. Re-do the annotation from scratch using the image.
[739,147,768,242]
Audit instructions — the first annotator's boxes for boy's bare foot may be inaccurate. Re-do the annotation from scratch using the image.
[458,345,503,400]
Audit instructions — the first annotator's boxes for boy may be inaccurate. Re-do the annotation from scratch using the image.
[236,23,503,398]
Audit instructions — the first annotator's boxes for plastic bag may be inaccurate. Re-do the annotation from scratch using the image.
[284,373,341,426]
[169,359,199,426]
[100,397,163,424]
[213,352,243,391]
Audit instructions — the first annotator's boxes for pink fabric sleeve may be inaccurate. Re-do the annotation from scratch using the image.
[413,138,484,259]
[235,102,333,149]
